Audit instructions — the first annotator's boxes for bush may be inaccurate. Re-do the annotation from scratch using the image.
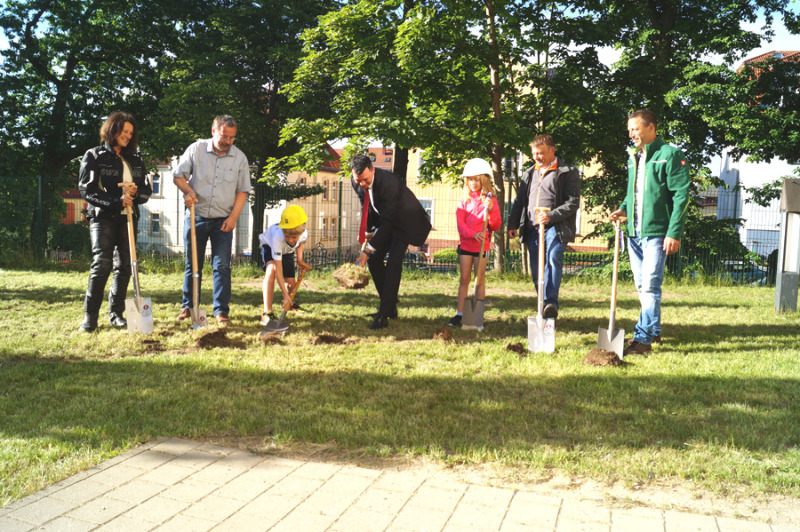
[433,248,458,263]
[47,223,90,255]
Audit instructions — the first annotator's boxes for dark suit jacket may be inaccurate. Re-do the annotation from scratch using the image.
[352,168,432,249]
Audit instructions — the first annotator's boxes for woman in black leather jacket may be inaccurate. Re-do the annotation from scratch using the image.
[77,112,152,332]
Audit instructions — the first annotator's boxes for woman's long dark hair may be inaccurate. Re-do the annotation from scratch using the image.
[100,111,138,157]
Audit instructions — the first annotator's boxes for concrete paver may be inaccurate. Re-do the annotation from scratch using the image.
[2,437,797,532]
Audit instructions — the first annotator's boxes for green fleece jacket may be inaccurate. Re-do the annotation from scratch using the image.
[619,136,691,240]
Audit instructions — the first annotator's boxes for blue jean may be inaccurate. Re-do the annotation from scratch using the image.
[525,225,565,308]
[182,214,232,317]
[628,236,666,344]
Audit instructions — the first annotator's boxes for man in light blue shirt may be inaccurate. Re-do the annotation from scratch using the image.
[174,115,251,324]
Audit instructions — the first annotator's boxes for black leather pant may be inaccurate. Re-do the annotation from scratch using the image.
[83,217,132,317]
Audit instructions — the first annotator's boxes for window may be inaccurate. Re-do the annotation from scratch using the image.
[330,181,337,201]
[330,217,337,239]
[323,180,329,200]
[297,177,306,185]
[369,154,376,161]
[150,212,161,235]
[385,156,391,162]
[151,171,161,196]
[419,199,433,223]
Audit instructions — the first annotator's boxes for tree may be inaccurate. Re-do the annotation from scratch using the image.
[580,0,799,218]
[0,0,196,251]
[280,0,614,271]
[1,0,332,256]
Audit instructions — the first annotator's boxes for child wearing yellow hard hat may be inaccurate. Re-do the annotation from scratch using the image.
[258,204,311,325]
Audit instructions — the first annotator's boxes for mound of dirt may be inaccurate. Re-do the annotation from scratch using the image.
[258,330,284,344]
[312,334,347,345]
[433,326,453,342]
[583,347,624,366]
[506,342,526,356]
[195,328,229,348]
[332,263,370,289]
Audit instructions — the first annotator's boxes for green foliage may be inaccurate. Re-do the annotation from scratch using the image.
[670,207,750,275]
[433,248,459,263]
[47,223,90,255]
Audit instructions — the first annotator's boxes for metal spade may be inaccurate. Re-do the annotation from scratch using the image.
[528,207,555,353]
[462,193,493,330]
[597,217,627,359]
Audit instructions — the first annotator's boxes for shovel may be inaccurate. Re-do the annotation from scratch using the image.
[597,217,627,359]
[118,183,153,334]
[189,202,207,329]
[263,266,310,334]
[463,192,493,331]
[528,207,555,353]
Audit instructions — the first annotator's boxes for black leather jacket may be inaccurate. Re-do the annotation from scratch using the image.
[507,157,581,244]
[78,143,151,221]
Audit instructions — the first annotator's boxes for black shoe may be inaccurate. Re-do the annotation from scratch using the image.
[109,314,127,328]
[448,314,462,327]
[369,316,389,330]
[260,312,277,326]
[367,310,397,319]
[543,304,559,319]
[79,313,98,332]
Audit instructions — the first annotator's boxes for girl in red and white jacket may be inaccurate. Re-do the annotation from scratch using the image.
[449,158,502,328]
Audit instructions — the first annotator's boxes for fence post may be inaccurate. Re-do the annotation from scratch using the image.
[337,180,342,266]
[35,175,43,258]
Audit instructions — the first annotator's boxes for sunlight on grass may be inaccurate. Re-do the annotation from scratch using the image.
[1,267,799,506]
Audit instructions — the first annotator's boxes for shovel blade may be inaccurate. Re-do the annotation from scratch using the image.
[461,298,485,331]
[262,310,290,334]
[125,297,154,334]
[191,308,208,330]
[597,326,625,360]
[527,315,556,353]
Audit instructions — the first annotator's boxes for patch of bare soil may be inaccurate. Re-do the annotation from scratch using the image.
[199,436,800,527]
[258,331,284,344]
[332,263,370,289]
[433,326,453,342]
[312,334,348,345]
[141,338,162,354]
[583,347,625,366]
[506,342,526,356]
[194,328,229,348]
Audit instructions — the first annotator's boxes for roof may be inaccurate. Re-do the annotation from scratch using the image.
[742,50,800,64]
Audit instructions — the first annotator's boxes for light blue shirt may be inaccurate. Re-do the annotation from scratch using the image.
[174,139,252,219]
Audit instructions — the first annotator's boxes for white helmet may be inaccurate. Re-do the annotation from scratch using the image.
[461,158,492,177]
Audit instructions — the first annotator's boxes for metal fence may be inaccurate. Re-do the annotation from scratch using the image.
[0,175,781,285]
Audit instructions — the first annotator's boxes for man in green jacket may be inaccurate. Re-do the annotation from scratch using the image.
[610,109,690,355]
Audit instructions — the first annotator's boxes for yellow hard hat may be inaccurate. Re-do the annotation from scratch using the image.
[279,205,308,229]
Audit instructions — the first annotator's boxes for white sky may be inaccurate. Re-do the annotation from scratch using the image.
[597,19,797,68]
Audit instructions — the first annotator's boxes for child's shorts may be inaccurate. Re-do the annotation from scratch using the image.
[261,244,296,277]
[457,246,487,258]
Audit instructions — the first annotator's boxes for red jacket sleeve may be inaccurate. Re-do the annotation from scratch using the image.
[487,196,502,232]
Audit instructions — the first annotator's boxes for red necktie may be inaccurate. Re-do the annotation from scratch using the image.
[358,188,370,245]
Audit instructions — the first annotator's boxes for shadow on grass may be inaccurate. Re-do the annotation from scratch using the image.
[2,355,798,461]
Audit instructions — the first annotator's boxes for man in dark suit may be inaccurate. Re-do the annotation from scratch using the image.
[351,154,432,330]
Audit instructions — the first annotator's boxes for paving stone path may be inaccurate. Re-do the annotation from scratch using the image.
[1,437,797,531]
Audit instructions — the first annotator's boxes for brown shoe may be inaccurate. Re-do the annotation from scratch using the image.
[653,335,663,345]
[624,341,652,355]
[177,307,191,321]
[216,314,230,324]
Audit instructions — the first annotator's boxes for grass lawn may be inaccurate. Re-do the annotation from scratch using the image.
[1,265,799,508]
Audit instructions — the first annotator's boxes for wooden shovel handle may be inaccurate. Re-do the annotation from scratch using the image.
[283,266,310,311]
[608,217,627,329]
[118,183,137,263]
